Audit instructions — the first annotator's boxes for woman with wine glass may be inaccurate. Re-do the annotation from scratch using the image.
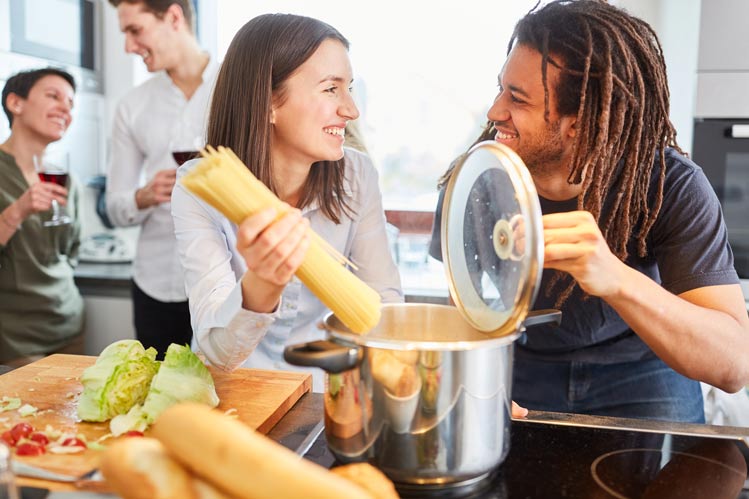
[0,68,84,369]
[171,14,403,392]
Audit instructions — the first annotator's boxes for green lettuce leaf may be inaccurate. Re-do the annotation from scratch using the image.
[77,340,159,422]
[109,343,219,435]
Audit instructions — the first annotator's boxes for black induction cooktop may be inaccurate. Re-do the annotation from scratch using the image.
[305,419,749,499]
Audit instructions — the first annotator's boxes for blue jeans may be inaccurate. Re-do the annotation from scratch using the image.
[512,355,705,423]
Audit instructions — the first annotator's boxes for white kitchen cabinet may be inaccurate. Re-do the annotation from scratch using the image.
[697,0,749,71]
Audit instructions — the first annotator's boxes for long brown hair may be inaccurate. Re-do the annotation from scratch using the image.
[491,0,681,305]
[207,14,353,223]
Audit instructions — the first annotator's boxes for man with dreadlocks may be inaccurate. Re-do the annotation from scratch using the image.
[429,0,749,423]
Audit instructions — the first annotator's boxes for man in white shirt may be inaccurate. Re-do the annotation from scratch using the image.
[106,0,218,357]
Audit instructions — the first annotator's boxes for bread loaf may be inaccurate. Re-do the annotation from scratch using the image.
[152,402,375,499]
[330,463,400,499]
[100,437,234,499]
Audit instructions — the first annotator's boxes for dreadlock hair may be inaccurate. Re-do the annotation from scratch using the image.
[512,0,684,306]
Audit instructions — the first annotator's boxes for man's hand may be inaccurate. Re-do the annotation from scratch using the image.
[135,168,177,209]
[512,401,528,419]
[542,210,625,298]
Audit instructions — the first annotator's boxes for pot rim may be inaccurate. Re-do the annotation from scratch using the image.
[324,303,523,352]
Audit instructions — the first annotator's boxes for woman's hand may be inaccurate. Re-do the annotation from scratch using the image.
[542,210,626,298]
[237,206,311,313]
[15,181,69,219]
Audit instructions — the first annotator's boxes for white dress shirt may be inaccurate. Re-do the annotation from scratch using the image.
[172,148,403,391]
[106,58,219,302]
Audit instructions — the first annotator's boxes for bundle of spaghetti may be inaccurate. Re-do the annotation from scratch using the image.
[180,145,382,334]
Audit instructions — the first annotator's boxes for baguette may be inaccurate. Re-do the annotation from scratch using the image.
[330,463,400,499]
[152,402,375,499]
[100,437,234,499]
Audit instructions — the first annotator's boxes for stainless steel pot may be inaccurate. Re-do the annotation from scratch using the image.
[284,303,560,486]
[285,141,558,487]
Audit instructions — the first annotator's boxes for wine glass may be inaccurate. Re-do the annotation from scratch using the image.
[169,123,205,167]
[33,152,72,227]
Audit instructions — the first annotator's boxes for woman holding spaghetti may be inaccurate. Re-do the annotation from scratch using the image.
[0,68,84,368]
[171,14,402,391]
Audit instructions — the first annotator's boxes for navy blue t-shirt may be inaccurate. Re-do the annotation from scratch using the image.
[429,148,739,363]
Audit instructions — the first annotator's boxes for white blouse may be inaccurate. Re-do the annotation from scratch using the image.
[171,148,403,391]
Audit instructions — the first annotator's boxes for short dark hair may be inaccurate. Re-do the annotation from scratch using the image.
[2,67,76,127]
[107,0,195,32]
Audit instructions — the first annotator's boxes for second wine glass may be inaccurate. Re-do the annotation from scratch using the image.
[169,124,205,166]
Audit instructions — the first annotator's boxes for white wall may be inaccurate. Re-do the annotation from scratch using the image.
[616,0,701,154]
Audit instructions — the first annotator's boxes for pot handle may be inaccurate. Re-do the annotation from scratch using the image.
[283,340,363,374]
[522,309,562,328]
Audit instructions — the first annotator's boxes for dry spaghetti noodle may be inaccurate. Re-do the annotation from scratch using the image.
[181,146,382,334]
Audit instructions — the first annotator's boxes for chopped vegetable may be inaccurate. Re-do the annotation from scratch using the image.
[18,404,38,417]
[16,441,45,456]
[61,437,87,448]
[29,432,49,446]
[10,422,33,442]
[0,397,21,412]
[77,340,159,422]
[1,431,16,447]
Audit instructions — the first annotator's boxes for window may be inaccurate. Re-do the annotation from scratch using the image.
[208,1,540,296]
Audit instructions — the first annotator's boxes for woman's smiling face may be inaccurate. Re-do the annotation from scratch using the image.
[13,75,75,142]
[271,38,360,167]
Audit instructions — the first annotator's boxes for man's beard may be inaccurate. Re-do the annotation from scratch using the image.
[518,120,567,178]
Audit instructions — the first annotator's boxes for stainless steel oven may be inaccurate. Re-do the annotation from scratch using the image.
[692,118,749,279]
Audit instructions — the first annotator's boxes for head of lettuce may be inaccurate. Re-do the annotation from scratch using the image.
[77,340,160,422]
[110,343,220,435]
[77,341,219,431]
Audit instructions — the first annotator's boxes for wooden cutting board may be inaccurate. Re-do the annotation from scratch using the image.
[0,354,311,490]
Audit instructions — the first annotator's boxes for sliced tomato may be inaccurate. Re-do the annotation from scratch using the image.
[16,441,45,456]
[61,437,87,448]
[123,430,144,437]
[29,432,49,446]
[1,430,16,447]
[10,422,34,443]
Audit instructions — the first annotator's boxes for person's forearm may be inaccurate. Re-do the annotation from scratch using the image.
[240,271,283,313]
[604,263,749,392]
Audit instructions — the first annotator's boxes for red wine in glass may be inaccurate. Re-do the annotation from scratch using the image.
[34,153,72,227]
[172,151,199,166]
[38,172,69,187]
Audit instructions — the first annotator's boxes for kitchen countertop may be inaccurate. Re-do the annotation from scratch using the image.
[73,262,132,298]
[12,391,749,498]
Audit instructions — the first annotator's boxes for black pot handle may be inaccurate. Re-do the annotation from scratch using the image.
[522,309,562,328]
[283,340,363,374]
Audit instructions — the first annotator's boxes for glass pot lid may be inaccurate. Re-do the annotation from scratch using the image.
[441,140,543,336]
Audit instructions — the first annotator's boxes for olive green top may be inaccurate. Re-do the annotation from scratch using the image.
[0,149,83,363]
